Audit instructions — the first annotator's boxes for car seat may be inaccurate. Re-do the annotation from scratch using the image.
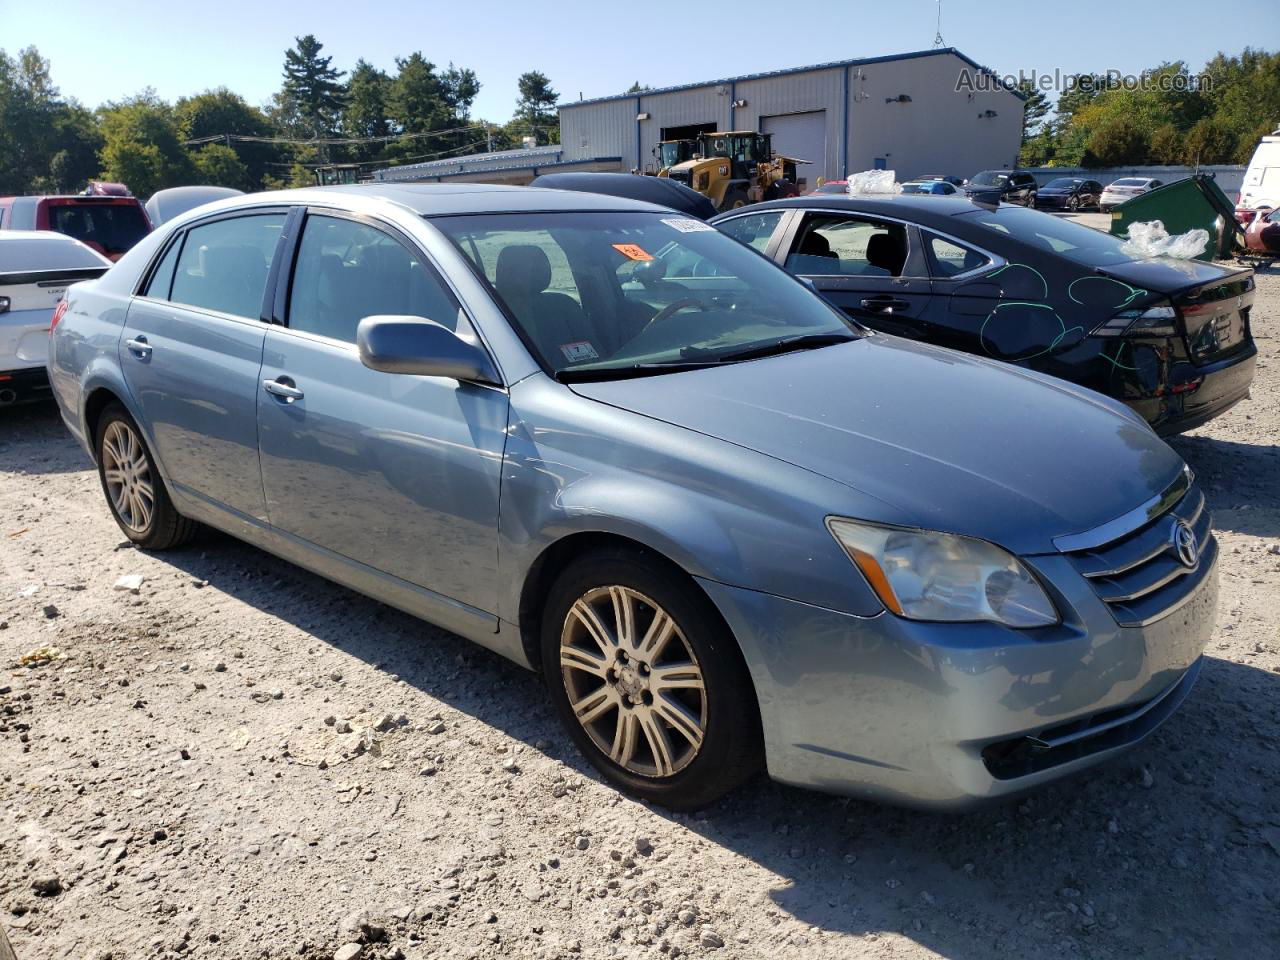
[495,244,594,361]
[866,232,907,276]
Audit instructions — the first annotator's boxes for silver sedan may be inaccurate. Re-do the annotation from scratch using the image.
[47,184,1216,810]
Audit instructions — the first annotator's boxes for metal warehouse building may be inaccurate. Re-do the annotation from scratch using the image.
[376,47,1024,188]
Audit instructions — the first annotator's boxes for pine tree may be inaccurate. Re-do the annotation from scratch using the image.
[281,35,345,144]
[514,71,559,145]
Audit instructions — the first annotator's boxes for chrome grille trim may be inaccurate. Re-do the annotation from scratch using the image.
[1061,473,1215,629]
[1053,465,1192,553]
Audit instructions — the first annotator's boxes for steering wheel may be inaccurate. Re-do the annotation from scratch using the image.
[643,297,709,333]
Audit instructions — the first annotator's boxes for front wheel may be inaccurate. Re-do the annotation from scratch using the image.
[95,403,197,550]
[719,188,750,212]
[541,548,761,810]
[1068,195,1080,211]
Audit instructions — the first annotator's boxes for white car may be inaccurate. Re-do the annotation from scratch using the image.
[1236,129,1280,224]
[1099,177,1163,212]
[1,230,111,406]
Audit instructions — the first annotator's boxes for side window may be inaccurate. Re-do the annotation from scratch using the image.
[716,211,784,253]
[287,214,467,343]
[143,234,184,300]
[786,215,908,277]
[924,232,992,278]
[170,214,286,319]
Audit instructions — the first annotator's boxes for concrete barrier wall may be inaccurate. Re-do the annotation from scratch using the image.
[1025,165,1245,198]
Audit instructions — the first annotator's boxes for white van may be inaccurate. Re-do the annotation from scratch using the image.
[1236,128,1280,223]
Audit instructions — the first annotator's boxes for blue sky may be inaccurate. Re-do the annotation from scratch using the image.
[3,0,1276,121]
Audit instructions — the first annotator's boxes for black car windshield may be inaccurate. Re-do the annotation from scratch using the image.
[1046,178,1082,188]
[433,211,855,378]
[962,205,1139,266]
[969,171,1008,186]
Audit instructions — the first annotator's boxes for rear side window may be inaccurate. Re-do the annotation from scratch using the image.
[287,214,466,343]
[924,233,992,278]
[170,214,286,319]
[144,236,184,300]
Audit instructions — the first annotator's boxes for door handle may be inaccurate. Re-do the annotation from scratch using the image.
[125,336,152,359]
[262,378,304,402]
[860,297,910,314]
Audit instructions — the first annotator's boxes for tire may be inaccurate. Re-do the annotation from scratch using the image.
[1068,195,1080,211]
[540,547,762,810]
[1025,192,1037,207]
[720,188,750,212]
[95,402,197,550]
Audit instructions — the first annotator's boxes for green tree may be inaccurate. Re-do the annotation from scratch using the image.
[625,81,650,93]
[190,143,249,189]
[281,35,345,142]
[0,46,101,194]
[1015,78,1052,166]
[343,59,393,161]
[1083,115,1150,166]
[98,91,193,197]
[513,70,559,145]
[175,88,280,189]
[389,53,445,135]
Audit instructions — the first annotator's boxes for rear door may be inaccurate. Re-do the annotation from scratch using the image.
[120,208,289,522]
[777,211,933,337]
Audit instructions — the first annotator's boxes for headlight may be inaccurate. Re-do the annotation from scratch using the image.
[827,518,1058,628]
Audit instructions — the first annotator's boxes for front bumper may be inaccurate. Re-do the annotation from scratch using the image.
[697,542,1216,810]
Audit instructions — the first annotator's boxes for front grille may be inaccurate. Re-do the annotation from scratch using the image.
[1062,482,1214,627]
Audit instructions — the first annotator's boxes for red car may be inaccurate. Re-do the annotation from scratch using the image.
[0,183,151,261]
[1243,206,1279,255]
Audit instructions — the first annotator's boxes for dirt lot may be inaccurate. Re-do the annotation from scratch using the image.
[2,271,1279,960]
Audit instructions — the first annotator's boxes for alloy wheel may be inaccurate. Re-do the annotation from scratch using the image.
[101,420,154,533]
[559,585,707,778]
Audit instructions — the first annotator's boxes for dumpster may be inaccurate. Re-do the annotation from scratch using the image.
[1109,173,1244,260]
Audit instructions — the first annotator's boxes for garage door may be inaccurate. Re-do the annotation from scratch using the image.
[762,111,826,191]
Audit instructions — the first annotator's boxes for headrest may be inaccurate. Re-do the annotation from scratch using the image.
[495,244,552,299]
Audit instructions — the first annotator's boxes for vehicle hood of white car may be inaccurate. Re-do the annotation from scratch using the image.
[569,335,1184,555]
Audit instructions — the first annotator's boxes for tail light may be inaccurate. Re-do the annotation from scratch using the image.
[49,298,69,334]
[1091,302,1178,338]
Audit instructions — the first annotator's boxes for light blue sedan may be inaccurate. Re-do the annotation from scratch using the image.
[47,184,1216,810]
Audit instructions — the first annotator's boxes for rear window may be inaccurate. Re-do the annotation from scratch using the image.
[1111,179,1147,187]
[47,201,150,256]
[961,205,1137,266]
[0,237,108,272]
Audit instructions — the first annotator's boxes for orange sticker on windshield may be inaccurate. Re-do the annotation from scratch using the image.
[612,243,654,262]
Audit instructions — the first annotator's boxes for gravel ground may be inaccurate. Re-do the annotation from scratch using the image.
[2,270,1279,960]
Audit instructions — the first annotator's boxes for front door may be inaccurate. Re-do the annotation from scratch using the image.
[780,212,933,338]
[120,210,288,521]
[256,210,508,614]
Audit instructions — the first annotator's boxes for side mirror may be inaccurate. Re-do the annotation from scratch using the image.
[356,315,501,385]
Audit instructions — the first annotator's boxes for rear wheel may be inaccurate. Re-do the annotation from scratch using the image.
[720,188,750,212]
[541,548,761,810]
[95,403,197,550]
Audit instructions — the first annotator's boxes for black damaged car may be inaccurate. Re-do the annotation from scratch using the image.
[710,195,1256,434]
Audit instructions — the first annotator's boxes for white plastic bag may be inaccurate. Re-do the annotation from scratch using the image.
[847,169,902,196]
[1119,219,1209,260]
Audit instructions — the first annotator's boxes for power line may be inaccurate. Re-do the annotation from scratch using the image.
[184,121,559,149]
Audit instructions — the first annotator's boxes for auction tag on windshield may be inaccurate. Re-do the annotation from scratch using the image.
[612,243,654,261]
[560,340,600,362]
[662,218,715,233]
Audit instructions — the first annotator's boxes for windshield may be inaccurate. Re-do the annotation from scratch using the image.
[962,205,1140,266]
[658,142,688,168]
[433,211,855,378]
[901,182,929,193]
[969,171,1008,186]
[47,202,149,256]
[1046,178,1082,188]
[0,236,108,271]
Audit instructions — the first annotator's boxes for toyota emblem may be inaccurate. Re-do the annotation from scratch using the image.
[1172,520,1199,568]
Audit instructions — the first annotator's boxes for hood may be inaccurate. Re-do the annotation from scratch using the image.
[1040,186,1074,195]
[1097,257,1249,294]
[569,336,1183,554]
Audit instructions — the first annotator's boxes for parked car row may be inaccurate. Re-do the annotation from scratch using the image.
[43,179,1244,812]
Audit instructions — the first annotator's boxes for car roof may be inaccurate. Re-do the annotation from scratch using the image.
[721,194,988,221]
[302,183,672,216]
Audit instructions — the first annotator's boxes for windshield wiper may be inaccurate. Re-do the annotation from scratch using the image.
[554,360,725,383]
[682,332,856,363]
